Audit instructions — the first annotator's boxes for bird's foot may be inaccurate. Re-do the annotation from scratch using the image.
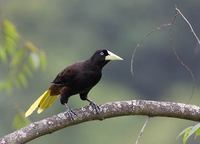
[65,104,77,120]
[89,101,101,114]
[89,101,104,120]
[67,109,77,120]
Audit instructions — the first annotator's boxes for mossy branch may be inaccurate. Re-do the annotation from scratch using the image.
[1,100,200,144]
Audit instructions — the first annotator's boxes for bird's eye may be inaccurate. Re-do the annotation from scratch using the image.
[100,52,104,55]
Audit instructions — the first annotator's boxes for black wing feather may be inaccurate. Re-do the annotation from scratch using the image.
[52,65,78,84]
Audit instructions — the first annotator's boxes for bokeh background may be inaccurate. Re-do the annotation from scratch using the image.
[0,0,200,143]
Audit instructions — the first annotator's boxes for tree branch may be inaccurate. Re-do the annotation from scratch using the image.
[1,100,200,144]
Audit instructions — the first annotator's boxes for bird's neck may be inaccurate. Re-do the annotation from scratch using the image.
[86,59,108,71]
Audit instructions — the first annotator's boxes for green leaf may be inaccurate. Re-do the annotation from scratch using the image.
[10,48,26,66]
[3,19,19,55]
[12,112,31,129]
[18,73,28,87]
[178,126,192,144]
[24,41,39,52]
[0,46,7,63]
[22,65,33,77]
[187,123,200,139]
[0,19,47,92]
[195,127,200,136]
[39,51,46,70]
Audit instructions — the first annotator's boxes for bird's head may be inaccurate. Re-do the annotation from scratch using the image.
[90,49,123,68]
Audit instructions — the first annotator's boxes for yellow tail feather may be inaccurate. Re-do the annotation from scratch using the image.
[37,94,57,114]
[25,90,57,117]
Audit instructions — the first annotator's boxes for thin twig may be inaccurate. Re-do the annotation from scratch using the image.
[131,11,179,144]
[130,13,178,79]
[131,5,199,144]
[171,6,197,103]
[172,46,196,103]
[135,117,150,144]
[175,6,200,46]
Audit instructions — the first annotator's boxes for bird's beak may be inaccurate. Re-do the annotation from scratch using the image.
[105,50,123,61]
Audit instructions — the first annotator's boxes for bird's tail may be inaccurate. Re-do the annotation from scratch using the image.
[25,90,57,117]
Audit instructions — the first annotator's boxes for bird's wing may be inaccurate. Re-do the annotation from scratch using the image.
[52,64,79,85]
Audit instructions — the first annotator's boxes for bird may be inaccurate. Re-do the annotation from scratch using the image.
[25,49,123,119]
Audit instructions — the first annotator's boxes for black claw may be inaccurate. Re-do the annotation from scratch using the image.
[65,104,77,120]
[89,101,101,114]
[67,109,77,120]
[89,102,104,120]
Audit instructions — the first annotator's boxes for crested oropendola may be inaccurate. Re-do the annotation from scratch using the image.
[25,49,123,119]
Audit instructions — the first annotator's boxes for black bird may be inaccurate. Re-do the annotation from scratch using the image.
[25,49,123,118]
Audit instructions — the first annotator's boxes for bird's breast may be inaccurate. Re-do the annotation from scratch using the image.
[72,70,101,91]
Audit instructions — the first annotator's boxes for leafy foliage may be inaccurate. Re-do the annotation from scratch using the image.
[0,19,46,92]
[0,19,46,129]
[178,123,200,144]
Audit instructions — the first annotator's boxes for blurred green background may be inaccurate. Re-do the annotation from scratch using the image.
[0,0,200,143]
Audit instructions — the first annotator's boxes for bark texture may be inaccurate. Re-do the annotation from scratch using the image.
[1,100,200,144]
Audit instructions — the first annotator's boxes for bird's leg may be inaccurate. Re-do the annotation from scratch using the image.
[86,99,101,114]
[80,93,103,120]
[64,103,77,120]
[80,93,101,114]
[60,87,77,120]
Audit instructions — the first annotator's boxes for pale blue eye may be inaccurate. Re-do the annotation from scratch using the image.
[100,52,104,55]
